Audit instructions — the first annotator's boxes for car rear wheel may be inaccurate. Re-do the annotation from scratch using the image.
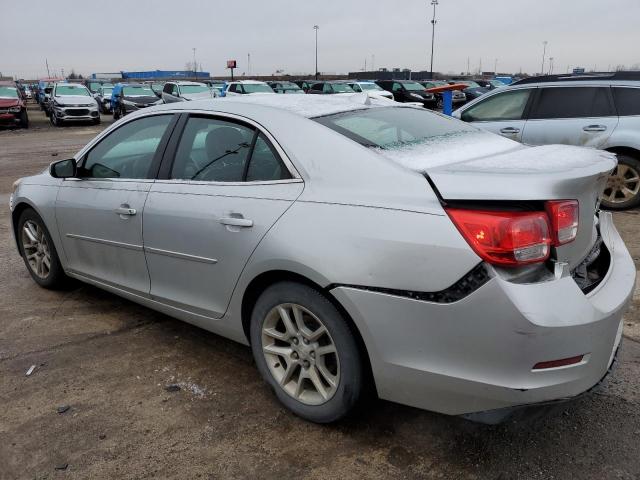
[18,209,68,289]
[601,155,640,210]
[250,281,363,423]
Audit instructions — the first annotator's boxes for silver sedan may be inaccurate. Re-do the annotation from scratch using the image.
[9,94,635,423]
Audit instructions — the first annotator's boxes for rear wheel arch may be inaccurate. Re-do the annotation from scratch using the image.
[240,269,376,394]
[605,146,640,160]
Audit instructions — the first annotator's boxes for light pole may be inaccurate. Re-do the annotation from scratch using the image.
[314,25,319,79]
[192,48,197,79]
[540,41,548,75]
[429,0,438,79]
[549,57,554,74]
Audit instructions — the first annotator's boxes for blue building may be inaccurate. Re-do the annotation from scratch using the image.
[121,70,210,80]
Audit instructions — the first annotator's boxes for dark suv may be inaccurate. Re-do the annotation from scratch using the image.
[375,80,436,107]
[306,81,355,95]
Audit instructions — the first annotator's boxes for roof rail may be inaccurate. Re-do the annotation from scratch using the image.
[512,71,640,85]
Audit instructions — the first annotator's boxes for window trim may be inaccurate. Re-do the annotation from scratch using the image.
[156,111,302,184]
[74,112,179,181]
[527,85,616,121]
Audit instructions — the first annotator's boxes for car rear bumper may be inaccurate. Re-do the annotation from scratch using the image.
[331,212,635,418]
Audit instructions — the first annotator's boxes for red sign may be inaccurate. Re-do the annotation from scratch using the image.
[226,60,237,69]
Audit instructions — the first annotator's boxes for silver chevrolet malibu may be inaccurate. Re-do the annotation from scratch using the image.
[9,94,636,423]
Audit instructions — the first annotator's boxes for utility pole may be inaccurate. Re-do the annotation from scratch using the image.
[429,0,438,79]
[192,47,197,79]
[467,57,470,75]
[314,25,319,79]
[248,53,251,76]
[46,59,50,77]
[548,57,554,74]
[372,54,375,71]
[364,57,367,71]
[541,40,548,75]
[494,58,498,75]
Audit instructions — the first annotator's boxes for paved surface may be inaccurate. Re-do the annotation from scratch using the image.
[1,104,640,480]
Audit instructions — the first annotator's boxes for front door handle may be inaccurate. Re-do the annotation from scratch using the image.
[583,125,607,132]
[500,127,521,134]
[220,217,253,228]
[114,205,137,216]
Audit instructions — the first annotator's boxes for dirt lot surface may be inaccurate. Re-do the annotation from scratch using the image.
[1,104,640,479]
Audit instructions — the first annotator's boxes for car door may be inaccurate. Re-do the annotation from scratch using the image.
[55,113,177,295]
[456,87,534,142]
[521,86,618,148]
[143,113,304,318]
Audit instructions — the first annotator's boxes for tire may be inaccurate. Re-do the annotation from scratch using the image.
[601,155,640,210]
[19,110,29,129]
[93,116,101,125]
[17,209,69,289]
[250,281,363,423]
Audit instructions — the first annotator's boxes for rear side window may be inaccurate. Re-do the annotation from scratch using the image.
[461,89,532,122]
[612,87,640,116]
[529,87,614,119]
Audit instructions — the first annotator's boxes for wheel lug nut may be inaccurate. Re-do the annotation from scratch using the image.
[302,338,309,345]
[292,338,298,345]
[291,352,298,359]
[310,351,315,358]
[302,360,310,369]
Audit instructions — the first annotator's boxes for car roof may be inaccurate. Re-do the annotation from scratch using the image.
[512,71,640,86]
[230,80,269,84]
[171,81,207,86]
[145,93,400,119]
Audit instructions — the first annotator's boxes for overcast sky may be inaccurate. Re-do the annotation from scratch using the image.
[2,0,639,79]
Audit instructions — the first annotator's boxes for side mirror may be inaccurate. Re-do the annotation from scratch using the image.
[50,158,77,178]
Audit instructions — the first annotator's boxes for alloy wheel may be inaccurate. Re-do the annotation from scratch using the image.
[21,220,51,279]
[261,303,340,405]
[603,163,640,204]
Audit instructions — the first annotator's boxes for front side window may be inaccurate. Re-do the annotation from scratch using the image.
[461,89,532,122]
[243,83,274,94]
[392,83,403,92]
[171,117,291,182]
[81,114,174,179]
[612,87,640,116]
[529,87,613,119]
[330,83,354,93]
[315,106,476,149]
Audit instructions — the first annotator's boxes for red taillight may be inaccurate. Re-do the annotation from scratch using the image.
[532,354,585,370]
[545,200,579,246]
[446,209,551,267]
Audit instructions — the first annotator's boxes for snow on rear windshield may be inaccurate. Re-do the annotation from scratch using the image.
[315,107,476,149]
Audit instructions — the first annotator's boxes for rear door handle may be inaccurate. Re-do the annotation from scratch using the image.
[220,217,253,228]
[500,127,520,134]
[583,125,607,132]
[114,205,137,216]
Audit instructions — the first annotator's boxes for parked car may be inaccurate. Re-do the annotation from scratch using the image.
[95,85,114,113]
[23,86,33,100]
[0,81,28,128]
[293,80,316,93]
[203,80,227,96]
[48,82,100,127]
[161,81,216,103]
[37,79,60,108]
[456,80,490,101]
[85,80,105,95]
[375,80,436,107]
[453,71,640,209]
[268,81,304,94]
[421,80,466,108]
[11,94,634,424]
[342,81,394,100]
[475,79,507,90]
[306,81,355,95]
[111,83,162,120]
[225,80,275,96]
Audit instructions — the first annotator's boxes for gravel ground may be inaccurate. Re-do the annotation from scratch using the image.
[1,104,639,480]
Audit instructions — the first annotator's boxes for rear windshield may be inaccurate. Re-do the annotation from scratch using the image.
[314,107,475,149]
[123,86,155,96]
[180,85,209,94]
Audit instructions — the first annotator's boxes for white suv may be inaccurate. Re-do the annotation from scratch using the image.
[453,72,640,209]
[225,80,275,96]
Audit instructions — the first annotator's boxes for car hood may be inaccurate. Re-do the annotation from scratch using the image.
[54,95,95,105]
[0,98,21,107]
[181,91,214,101]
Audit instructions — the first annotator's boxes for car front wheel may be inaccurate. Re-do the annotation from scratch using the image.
[601,155,640,210]
[250,281,363,423]
[17,209,68,289]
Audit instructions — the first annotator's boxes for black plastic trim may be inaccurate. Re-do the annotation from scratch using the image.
[328,263,490,304]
